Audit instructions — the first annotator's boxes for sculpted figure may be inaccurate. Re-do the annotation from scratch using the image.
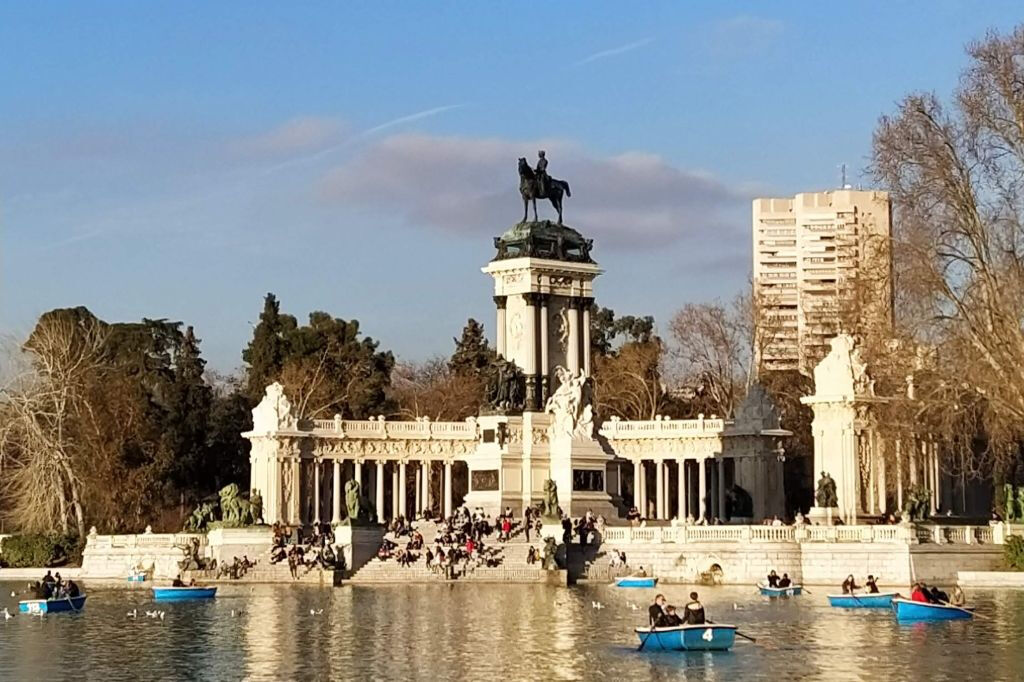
[815,472,838,508]
[1017,487,1024,525]
[250,490,264,525]
[343,479,372,525]
[1004,483,1016,522]
[542,536,559,570]
[518,156,572,224]
[541,479,560,520]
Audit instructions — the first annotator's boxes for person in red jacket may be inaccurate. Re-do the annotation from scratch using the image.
[910,582,929,602]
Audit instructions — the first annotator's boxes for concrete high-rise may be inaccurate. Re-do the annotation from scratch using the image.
[752,189,892,373]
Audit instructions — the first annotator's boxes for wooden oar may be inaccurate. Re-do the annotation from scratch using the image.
[938,600,983,619]
[637,625,657,651]
[708,619,757,643]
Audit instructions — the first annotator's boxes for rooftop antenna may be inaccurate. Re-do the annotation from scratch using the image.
[839,163,852,189]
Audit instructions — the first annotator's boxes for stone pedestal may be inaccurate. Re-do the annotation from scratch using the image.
[808,506,840,526]
[334,524,384,576]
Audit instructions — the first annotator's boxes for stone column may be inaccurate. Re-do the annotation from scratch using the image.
[539,295,550,402]
[422,461,431,514]
[414,465,422,517]
[354,460,363,490]
[655,459,665,520]
[909,439,919,486]
[494,296,507,358]
[567,297,581,375]
[399,461,408,518]
[877,438,887,516]
[444,461,453,518]
[930,442,939,515]
[313,459,322,523]
[638,461,647,518]
[866,433,877,516]
[582,299,592,376]
[332,459,342,524]
[375,461,385,522]
[391,464,399,520]
[698,458,708,520]
[632,460,642,511]
[677,459,687,521]
[523,293,539,408]
[717,459,726,521]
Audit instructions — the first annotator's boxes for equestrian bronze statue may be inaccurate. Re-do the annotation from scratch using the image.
[518,154,571,224]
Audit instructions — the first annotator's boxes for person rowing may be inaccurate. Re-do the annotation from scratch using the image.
[841,574,859,594]
[682,592,706,625]
[865,575,880,594]
[656,605,683,627]
[648,594,666,626]
[778,573,792,588]
[766,570,779,587]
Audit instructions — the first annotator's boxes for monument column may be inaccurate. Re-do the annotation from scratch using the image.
[717,459,726,521]
[638,461,647,517]
[444,461,453,518]
[399,461,408,518]
[633,460,642,511]
[332,459,342,524]
[876,438,887,515]
[494,296,507,358]
[313,459,322,523]
[375,461,385,522]
[581,297,593,376]
[422,461,431,514]
[655,459,665,519]
[414,465,422,517]
[523,293,539,409]
[354,460,363,489]
[698,458,708,520]
[539,294,550,401]
[391,464,399,520]
[895,439,904,512]
[567,297,581,374]
[677,460,687,520]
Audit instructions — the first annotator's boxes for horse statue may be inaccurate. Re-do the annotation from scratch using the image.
[219,483,253,527]
[518,157,571,225]
[183,502,216,532]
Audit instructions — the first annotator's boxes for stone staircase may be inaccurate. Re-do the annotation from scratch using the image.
[347,520,552,584]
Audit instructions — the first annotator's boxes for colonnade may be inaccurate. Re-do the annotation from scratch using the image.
[308,459,457,525]
[630,458,730,522]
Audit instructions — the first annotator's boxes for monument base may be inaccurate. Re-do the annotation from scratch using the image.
[206,526,274,565]
[808,506,841,526]
[334,524,384,575]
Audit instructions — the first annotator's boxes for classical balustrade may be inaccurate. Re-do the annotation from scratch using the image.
[600,523,997,545]
[86,532,207,550]
[301,418,477,440]
[600,416,727,440]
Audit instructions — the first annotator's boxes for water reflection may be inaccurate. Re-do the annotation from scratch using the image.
[1,582,1023,680]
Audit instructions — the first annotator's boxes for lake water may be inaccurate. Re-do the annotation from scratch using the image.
[1,581,1023,681]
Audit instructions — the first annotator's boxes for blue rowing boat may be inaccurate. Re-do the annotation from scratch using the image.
[18,595,87,614]
[827,592,898,609]
[891,597,973,621]
[615,576,658,588]
[127,571,147,583]
[634,624,737,651]
[152,586,217,601]
[759,584,802,597]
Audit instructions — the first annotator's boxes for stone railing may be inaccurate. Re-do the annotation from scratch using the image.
[600,415,727,440]
[303,418,478,440]
[86,532,207,550]
[601,523,997,545]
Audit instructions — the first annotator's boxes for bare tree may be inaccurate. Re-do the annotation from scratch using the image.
[592,339,668,420]
[389,357,484,421]
[871,27,1024,476]
[0,318,107,537]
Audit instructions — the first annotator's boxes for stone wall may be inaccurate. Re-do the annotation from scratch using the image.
[81,532,207,579]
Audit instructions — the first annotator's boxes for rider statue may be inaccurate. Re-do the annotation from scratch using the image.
[535,150,549,196]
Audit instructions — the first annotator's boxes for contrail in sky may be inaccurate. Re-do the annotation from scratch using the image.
[573,37,655,67]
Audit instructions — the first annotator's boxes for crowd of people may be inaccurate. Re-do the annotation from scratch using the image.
[910,581,965,606]
[217,556,255,580]
[269,521,341,579]
[27,571,81,601]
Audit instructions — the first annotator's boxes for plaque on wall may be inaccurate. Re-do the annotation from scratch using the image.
[482,429,495,443]
[471,469,499,491]
[573,469,604,492]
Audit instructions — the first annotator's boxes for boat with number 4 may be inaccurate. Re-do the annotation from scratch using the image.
[891,597,974,621]
[152,586,217,601]
[634,624,737,651]
[758,584,802,597]
[827,592,898,609]
[18,595,87,614]
[615,576,658,588]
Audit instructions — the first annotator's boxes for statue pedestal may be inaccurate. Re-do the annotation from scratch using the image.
[206,527,274,565]
[334,524,384,576]
[808,506,840,526]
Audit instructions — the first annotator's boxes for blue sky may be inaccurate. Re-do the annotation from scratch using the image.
[2,1,1022,370]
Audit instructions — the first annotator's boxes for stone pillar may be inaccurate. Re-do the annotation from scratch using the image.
[677,459,687,521]
[567,297,581,375]
[633,460,642,511]
[866,433,877,516]
[698,458,708,520]
[391,464,399,520]
[422,461,431,514]
[399,461,408,518]
[313,459,322,523]
[717,459,726,521]
[930,442,939,515]
[375,461,385,523]
[523,293,539,408]
[909,439,919,487]
[877,437,887,516]
[414,465,422,517]
[354,460,363,490]
[655,459,665,520]
[332,459,342,524]
[494,296,507,358]
[582,300,592,376]
[444,461,453,518]
[639,461,648,518]
[539,295,550,401]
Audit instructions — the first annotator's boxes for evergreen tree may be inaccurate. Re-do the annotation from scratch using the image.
[163,326,213,492]
[242,293,296,403]
[449,318,494,376]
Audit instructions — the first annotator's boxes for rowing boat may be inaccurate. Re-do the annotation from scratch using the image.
[827,592,898,608]
[634,624,737,651]
[891,597,973,621]
[152,586,217,601]
[758,584,802,597]
[615,576,657,588]
[18,595,87,614]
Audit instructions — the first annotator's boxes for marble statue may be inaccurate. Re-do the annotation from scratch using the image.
[544,366,595,440]
[542,536,559,570]
[251,382,296,433]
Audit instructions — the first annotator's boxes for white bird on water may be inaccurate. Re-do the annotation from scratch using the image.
[3,608,12,620]
[310,609,324,616]
[591,601,605,610]
[145,610,158,618]
[9,591,15,598]
[127,609,138,619]
[733,603,743,611]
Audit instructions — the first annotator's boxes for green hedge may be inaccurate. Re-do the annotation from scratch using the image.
[1005,536,1024,571]
[0,533,83,568]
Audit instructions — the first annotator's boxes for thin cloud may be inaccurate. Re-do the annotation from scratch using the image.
[231,116,348,158]
[356,104,467,139]
[573,37,655,67]
[705,15,784,57]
